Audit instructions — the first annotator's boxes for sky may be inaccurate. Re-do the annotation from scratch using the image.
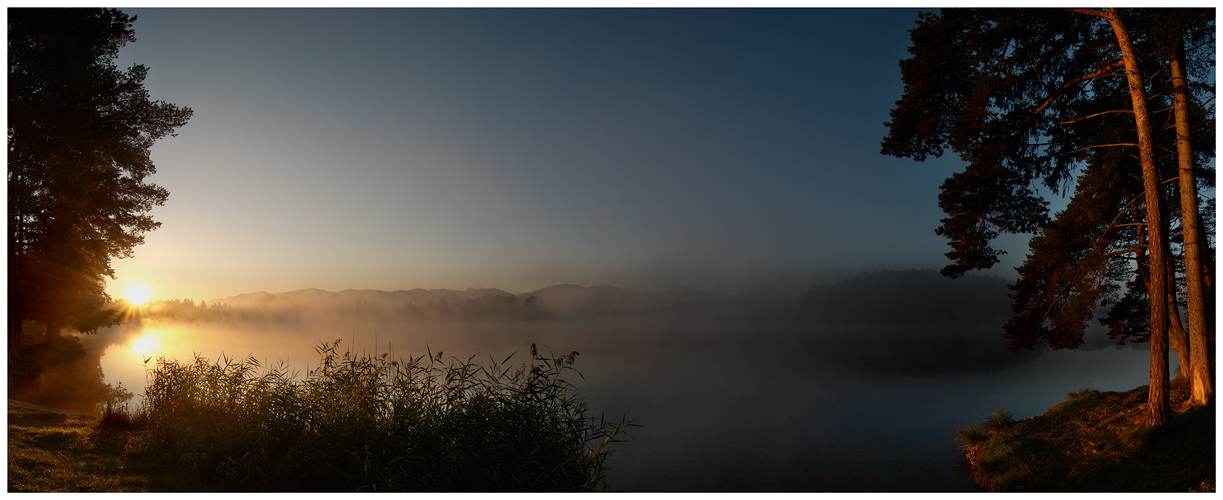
[103,7,1037,301]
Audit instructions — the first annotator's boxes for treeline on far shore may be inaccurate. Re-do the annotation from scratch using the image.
[125,269,1028,327]
[123,293,795,325]
[126,295,548,323]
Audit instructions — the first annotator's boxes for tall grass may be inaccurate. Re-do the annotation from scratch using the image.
[955,408,1013,451]
[982,407,1015,435]
[119,341,632,491]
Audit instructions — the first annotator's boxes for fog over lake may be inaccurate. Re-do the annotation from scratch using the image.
[87,310,1157,491]
[17,270,1160,491]
[9,7,1208,493]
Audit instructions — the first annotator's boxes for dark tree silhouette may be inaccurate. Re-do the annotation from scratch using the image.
[8,8,192,346]
[796,270,1036,376]
[882,8,1214,425]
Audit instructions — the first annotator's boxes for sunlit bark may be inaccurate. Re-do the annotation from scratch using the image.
[1170,39,1213,407]
[1102,7,1171,427]
[1166,260,1191,382]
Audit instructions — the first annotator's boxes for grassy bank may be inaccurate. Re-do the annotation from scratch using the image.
[7,404,194,492]
[9,342,631,492]
[956,377,1215,492]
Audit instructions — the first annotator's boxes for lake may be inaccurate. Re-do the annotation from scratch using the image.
[88,318,1159,491]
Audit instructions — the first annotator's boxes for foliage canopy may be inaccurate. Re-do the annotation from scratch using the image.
[882,8,1214,353]
[8,8,192,343]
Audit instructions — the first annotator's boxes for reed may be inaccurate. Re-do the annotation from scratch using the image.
[116,341,632,491]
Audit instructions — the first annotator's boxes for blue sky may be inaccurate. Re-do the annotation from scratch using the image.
[106,8,1033,301]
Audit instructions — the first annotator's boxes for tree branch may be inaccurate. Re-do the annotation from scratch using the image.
[1057,143,1139,156]
[980,57,1130,176]
[1031,59,1127,116]
[1066,8,1109,19]
[1091,196,1144,255]
[1059,109,1133,125]
[1107,247,1144,259]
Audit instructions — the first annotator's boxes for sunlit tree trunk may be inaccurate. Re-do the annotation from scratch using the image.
[1166,261,1191,382]
[1170,39,1213,407]
[1161,173,1189,383]
[1103,7,1171,427]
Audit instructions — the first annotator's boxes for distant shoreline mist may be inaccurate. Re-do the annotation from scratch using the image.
[125,283,798,324]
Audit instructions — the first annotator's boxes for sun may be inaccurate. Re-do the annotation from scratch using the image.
[124,284,153,305]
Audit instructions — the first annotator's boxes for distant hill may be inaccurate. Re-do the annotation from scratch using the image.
[213,287,514,309]
[209,283,795,321]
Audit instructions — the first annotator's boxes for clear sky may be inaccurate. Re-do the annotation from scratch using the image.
[105,7,1033,301]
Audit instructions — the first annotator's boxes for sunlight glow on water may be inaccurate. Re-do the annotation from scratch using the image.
[131,332,160,356]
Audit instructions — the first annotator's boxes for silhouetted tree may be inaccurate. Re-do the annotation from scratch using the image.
[8,8,192,346]
[398,302,424,321]
[882,8,1214,424]
[522,295,546,320]
[458,294,525,320]
[796,270,1037,376]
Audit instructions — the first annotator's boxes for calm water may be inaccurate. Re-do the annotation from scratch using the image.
[89,319,1157,491]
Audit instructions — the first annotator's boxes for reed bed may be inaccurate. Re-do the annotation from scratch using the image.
[113,341,632,491]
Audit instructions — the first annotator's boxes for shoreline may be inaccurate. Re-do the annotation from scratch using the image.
[957,377,1214,492]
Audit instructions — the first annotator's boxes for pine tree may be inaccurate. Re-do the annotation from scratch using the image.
[8,8,192,346]
[882,8,1214,425]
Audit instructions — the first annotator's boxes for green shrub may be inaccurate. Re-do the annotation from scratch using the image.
[123,341,633,491]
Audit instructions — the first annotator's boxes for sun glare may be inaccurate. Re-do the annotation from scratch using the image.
[131,332,160,356]
[124,284,152,305]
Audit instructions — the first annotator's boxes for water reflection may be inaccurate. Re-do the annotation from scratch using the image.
[9,332,133,415]
[131,332,160,356]
[94,319,1157,491]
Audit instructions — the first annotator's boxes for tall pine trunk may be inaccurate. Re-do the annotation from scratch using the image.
[41,318,63,347]
[1104,8,1171,427]
[1170,38,1213,407]
[1166,262,1191,381]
